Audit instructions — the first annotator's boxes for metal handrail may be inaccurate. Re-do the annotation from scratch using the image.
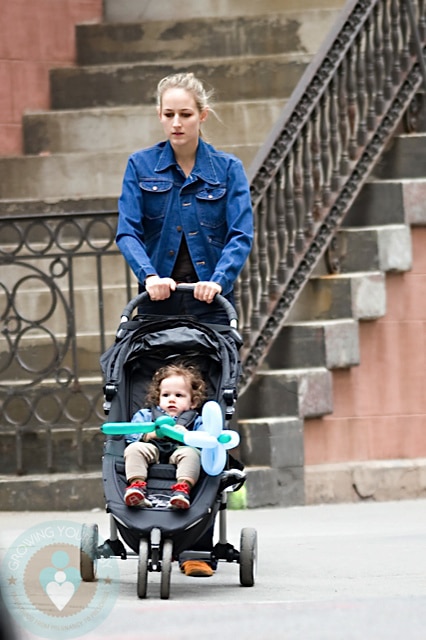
[237,0,426,391]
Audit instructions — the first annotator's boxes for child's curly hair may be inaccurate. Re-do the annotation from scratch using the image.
[145,363,207,410]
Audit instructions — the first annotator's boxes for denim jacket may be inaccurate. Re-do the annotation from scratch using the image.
[116,139,253,296]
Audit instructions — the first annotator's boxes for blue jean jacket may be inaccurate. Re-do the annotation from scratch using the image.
[116,139,253,296]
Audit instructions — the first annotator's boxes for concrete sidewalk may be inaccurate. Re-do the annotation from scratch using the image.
[2,500,426,639]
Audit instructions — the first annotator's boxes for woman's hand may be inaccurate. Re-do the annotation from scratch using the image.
[193,281,222,303]
[145,275,176,300]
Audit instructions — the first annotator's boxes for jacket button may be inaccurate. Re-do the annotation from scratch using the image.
[169,250,175,256]
[176,226,182,232]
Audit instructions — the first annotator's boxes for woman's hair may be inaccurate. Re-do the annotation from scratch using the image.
[156,72,214,114]
[146,362,207,409]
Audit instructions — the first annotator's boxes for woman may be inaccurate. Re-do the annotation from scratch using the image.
[116,72,253,322]
[116,72,253,576]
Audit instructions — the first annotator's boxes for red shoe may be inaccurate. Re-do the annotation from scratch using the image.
[168,482,191,509]
[124,481,152,507]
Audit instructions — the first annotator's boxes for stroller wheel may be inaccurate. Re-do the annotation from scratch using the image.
[80,524,99,582]
[160,539,173,600]
[239,527,257,587]
[137,538,149,599]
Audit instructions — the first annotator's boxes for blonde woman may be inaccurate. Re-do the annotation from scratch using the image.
[117,72,253,323]
[117,72,253,577]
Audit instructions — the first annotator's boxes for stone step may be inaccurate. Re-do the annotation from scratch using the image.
[49,53,310,110]
[76,11,341,65]
[0,465,281,510]
[0,380,104,449]
[237,367,333,420]
[287,271,387,323]
[243,466,280,508]
[2,456,424,511]
[0,145,257,201]
[238,417,303,469]
[0,428,104,476]
[371,134,426,180]
[0,472,106,511]
[0,195,119,216]
[0,151,128,200]
[239,417,304,506]
[265,319,360,370]
[345,178,426,228]
[317,225,413,275]
[305,457,426,504]
[2,337,108,379]
[103,0,346,22]
[23,99,286,155]
[0,257,134,334]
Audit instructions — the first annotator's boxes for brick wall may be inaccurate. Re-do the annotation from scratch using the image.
[0,0,102,156]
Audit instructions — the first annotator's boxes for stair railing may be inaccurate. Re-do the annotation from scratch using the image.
[236,0,426,393]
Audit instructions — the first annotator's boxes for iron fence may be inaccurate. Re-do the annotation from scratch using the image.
[0,211,136,473]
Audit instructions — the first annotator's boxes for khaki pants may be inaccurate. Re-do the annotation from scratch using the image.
[124,441,201,485]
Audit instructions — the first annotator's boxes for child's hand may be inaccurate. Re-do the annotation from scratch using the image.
[143,431,157,442]
[173,425,188,434]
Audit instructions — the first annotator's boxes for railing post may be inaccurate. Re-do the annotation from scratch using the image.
[405,0,426,89]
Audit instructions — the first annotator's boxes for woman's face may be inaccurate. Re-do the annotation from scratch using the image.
[158,88,208,152]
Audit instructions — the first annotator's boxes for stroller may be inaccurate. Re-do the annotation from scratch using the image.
[79,285,257,599]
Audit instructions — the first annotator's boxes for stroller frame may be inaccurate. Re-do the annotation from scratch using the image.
[79,286,257,599]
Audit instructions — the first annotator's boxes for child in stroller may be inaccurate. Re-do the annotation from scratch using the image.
[124,362,207,510]
[79,286,257,599]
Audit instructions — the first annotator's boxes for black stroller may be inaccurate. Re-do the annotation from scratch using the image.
[79,285,257,599]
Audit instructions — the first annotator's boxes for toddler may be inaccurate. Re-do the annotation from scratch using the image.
[124,363,206,509]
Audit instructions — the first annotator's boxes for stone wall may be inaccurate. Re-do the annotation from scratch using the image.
[0,0,102,156]
[305,226,426,465]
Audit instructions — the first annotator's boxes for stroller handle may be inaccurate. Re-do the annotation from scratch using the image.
[120,283,239,328]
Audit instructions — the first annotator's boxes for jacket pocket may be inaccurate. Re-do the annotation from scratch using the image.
[195,187,227,229]
[139,179,173,220]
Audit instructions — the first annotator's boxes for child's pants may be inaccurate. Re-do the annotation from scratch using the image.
[124,442,201,484]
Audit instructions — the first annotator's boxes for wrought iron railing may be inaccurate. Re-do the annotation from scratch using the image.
[0,211,136,473]
[0,0,425,473]
[237,0,426,390]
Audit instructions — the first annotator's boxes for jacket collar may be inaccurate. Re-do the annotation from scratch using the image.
[155,139,220,185]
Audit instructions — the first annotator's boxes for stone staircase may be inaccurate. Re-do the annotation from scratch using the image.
[237,123,426,507]
[0,1,346,416]
[0,0,345,208]
[3,0,424,510]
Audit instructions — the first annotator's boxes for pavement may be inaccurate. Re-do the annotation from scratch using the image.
[1,499,426,639]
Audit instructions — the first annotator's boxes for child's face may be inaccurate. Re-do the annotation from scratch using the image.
[158,374,196,417]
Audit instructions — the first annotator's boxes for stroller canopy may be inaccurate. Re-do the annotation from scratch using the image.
[100,314,242,421]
